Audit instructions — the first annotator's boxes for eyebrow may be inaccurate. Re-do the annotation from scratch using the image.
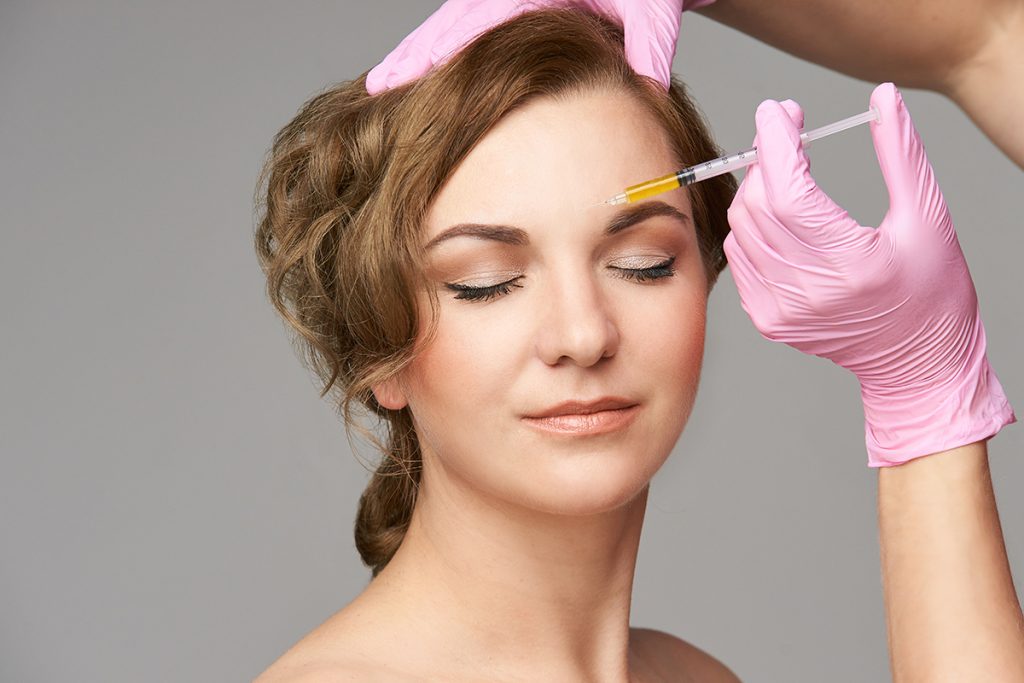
[424,200,691,250]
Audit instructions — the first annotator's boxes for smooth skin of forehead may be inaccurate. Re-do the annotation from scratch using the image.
[422,87,695,248]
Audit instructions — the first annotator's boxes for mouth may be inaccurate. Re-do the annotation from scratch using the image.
[521,398,640,436]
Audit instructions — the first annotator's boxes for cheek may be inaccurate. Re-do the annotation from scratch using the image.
[671,302,707,404]
[666,293,706,366]
[623,271,707,381]
[402,302,524,423]
[623,280,707,456]
[400,302,532,496]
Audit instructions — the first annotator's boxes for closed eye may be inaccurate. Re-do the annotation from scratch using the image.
[443,257,675,303]
[611,257,676,282]
[444,278,524,302]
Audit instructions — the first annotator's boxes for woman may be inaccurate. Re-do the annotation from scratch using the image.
[254,7,1021,681]
[255,9,741,681]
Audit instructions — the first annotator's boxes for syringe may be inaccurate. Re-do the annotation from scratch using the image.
[603,106,880,205]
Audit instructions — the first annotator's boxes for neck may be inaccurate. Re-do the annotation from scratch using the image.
[361,455,649,682]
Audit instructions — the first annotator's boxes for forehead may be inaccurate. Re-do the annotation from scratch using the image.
[422,88,690,239]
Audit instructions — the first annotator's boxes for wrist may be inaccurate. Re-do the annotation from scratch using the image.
[860,347,1016,467]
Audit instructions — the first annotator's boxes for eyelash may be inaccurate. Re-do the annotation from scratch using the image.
[444,257,676,302]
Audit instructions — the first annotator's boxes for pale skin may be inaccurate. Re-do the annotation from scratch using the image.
[255,89,742,682]
[698,0,1024,168]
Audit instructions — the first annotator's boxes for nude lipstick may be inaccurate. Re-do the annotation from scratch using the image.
[521,398,639,436]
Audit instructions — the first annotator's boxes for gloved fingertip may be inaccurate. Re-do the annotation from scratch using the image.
[777,99,805,129]
[868,82,901,128]
[365,69,385,95]
[365,39,421,95]
[385,72,411,90]
[754,98,777,116]
[754,99,782,124]
[751,98,820,216]
[755,100,802,145]
[381,49,429,89]
[870,81,899,109]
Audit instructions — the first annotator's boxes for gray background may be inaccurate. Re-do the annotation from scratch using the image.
[1,2,1020,681]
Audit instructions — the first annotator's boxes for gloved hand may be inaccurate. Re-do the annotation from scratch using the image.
[365,0,717,95]
[723,83,1016,467]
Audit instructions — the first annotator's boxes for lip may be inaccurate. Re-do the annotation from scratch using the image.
[525,397,637,418]
[521,398,640,436]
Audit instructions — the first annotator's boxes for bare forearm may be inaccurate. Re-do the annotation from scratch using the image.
[878,441,1024,681]
[698,0,1024,168]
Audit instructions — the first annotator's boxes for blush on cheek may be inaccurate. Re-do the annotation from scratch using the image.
[651,282,706,341]
[658,298,707,393]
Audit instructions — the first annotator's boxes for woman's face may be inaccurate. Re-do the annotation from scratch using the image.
[376,88,708,515]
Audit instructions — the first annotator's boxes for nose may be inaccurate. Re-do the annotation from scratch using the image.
[534,272,620,367]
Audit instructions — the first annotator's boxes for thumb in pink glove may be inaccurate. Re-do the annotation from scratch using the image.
[723,83,1016,467]
[365,0,717,95]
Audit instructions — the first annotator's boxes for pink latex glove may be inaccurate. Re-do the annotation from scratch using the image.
[724,83,1016,468]
[365,0,718,94]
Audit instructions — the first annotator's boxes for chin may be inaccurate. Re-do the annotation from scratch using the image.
[512,446,669,517]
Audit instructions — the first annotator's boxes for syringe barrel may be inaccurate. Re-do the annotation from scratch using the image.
[622,171,683,202]
[683,146,759,185]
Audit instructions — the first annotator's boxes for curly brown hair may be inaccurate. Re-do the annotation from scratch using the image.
[254,8,736,577]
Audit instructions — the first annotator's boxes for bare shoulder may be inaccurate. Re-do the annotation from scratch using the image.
[630,627,743,683]
[252,648,380,683]
[252,660,360,683]
[252,609,415,683]
[253,655,415,683]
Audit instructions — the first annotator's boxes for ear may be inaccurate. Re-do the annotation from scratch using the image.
[371,376,408,411]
